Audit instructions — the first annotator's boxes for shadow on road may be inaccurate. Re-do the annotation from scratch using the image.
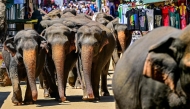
[35,95,114,107]
[66,95,115,103]
[0,92,10,108]
[36,99,70,107]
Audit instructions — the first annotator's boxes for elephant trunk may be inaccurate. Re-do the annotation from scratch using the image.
[117,31,127,53]
[81,45,94,99]
[23,49,37,101]
[52,44,66,102]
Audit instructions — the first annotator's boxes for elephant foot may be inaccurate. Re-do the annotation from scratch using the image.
[44,89,50,98]
[55,97,67,102]
[94,96,100,101]
[60,97,67,102]
[23,101,34,105]
[24,98,35,105]
[13,102,22,106]
[68,77,75,87]
[101,91,110,96]
[11,96,22,105]
[82,93,95,101]
[74,83,82,89]
[75,86,82,89]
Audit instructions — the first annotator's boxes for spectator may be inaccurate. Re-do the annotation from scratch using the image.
[47,5,52,13]
[109,2,115,17]
[81,5,88,13]
[61,3,67,11]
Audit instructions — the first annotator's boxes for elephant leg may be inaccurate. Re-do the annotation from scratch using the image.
[9,61,22,105]
[115,101,121,109]
[75,77,82,89]
[112,48,120,65]
[63,53,77,97]
[68,67,77,87]
[43,63,58,99]
[91,66,101,100]
[24,79,34,104]
[101,60,110,96]
[41,69,50,98]
[38,73,43,89]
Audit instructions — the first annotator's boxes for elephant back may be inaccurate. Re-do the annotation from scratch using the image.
[113,26,181,109]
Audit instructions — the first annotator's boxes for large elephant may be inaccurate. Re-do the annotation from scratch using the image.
[112,26,190,109]
[2,29,47,105]
[76,21,116,100]
[42,23,77,102]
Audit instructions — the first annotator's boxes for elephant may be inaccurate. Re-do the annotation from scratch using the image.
[75,21,116,100]
[2,29,48,105]
[42,23,78,102]
[40,14,92,29]
[93,13,132,69]
[39,14,93,95]
[42,9,61,20]
[106,18,132,69]
[112,25,190,109]
[62,8,77,15]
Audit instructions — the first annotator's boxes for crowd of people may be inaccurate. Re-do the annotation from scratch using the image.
[40,1,116,17]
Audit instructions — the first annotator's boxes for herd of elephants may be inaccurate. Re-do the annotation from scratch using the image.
[2,8,190,109]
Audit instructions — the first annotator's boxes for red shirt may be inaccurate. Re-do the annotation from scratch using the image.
[161,6,169,26]
[169,6,175,12]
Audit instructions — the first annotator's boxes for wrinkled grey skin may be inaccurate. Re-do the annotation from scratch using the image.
[94,13,132,69]
[42,9,61,20]
[0,1,7,42]
[39,13,92,97]
[40,15,92,29]
[106,18,132,68]
[113,26,190,109]
[76,21,116,100]
[61,12,75,18]
[2,30,47,105]
[42,23,77,102]
[62,8,77,16]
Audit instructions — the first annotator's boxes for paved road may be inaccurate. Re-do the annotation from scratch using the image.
[0,71,115,109]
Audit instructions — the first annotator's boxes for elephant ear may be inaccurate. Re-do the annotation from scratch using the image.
[99,31,109,53]
[3,37,16,57]
[40,29,46,37]
[143,37,183,91]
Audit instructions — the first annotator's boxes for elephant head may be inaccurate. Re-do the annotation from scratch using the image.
[143,25,190,99]
[62,8,77,16]
[43,23,76,102]
[106,18,131,53]
[76,24,109,99]
[61,12,75,18]
[3,29,48,101]
[42,9,61,20]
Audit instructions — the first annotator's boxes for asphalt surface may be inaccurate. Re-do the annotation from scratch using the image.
[0,71,115,109]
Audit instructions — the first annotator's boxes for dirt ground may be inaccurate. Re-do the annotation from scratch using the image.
[0,71,115,109]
